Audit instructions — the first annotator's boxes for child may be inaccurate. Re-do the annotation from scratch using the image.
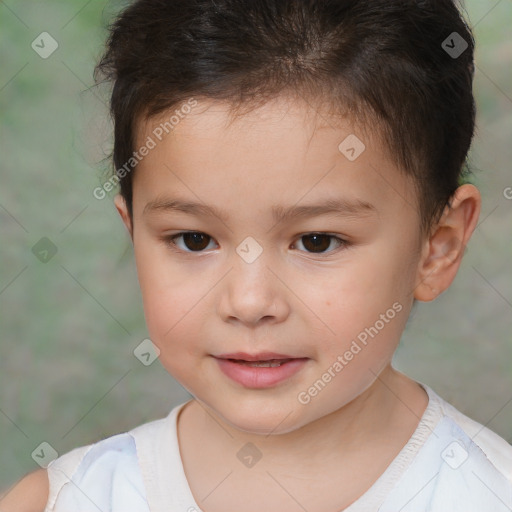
[3,0,512,510]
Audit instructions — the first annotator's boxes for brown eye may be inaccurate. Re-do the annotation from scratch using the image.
[182,232,211,251]
[295,233,345,254]
[165,232,215,252]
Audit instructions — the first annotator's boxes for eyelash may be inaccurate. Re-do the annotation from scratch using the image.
[161,231,349,256]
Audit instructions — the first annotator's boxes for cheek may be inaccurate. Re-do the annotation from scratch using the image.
[140,282,206,382]
[133,240,201,353]
[313,250,414,357]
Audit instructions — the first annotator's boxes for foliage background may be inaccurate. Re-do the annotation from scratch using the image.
[1,0,511,490]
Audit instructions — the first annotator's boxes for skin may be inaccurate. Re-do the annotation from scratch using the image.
[0,94,480,512]
[0,469,48,512]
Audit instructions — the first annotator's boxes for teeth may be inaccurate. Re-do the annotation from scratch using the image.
[248,361,282,367]
[235,359,286,367]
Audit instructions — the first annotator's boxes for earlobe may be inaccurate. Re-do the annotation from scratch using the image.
[114,194,133,240]
[414,184,481,302]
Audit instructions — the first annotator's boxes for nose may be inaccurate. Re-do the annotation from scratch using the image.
[217,252,290,327]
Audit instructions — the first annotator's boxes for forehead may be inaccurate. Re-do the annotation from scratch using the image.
[132,96,418,226]
[136,95,373,154]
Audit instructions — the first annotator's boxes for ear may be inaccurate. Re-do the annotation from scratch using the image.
[414,184,481,302]
[114,194,133,241]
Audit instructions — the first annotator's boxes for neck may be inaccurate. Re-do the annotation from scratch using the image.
[178,366,428,474]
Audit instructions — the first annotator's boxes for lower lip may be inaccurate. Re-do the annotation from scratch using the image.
[215,357,308,388]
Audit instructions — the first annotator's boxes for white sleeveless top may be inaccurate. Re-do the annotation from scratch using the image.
[44,384,512,512]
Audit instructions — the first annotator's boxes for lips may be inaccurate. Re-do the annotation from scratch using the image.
[214,352,308,388]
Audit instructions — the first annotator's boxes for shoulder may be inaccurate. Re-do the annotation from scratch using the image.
[43,408,183,512]
[44,432,150,512]
[434,389,512,481]
[0,468,49,512]
[381,388,512,511]
[0,405,185,512]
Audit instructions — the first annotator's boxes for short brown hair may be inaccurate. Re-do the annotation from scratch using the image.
[95,0,475,232]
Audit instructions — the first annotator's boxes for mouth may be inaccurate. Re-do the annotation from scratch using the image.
[213,352,309,388]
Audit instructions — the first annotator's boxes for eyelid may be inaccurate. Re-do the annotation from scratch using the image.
[162,231,350,255]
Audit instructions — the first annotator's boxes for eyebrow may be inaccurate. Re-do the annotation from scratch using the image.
[143,196,376,224]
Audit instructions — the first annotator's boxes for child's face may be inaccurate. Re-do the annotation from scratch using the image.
[123,96,426,434]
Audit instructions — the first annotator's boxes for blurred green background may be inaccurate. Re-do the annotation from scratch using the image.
[1,0,511,492]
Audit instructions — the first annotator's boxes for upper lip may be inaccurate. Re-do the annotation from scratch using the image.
[215,352,303,361]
